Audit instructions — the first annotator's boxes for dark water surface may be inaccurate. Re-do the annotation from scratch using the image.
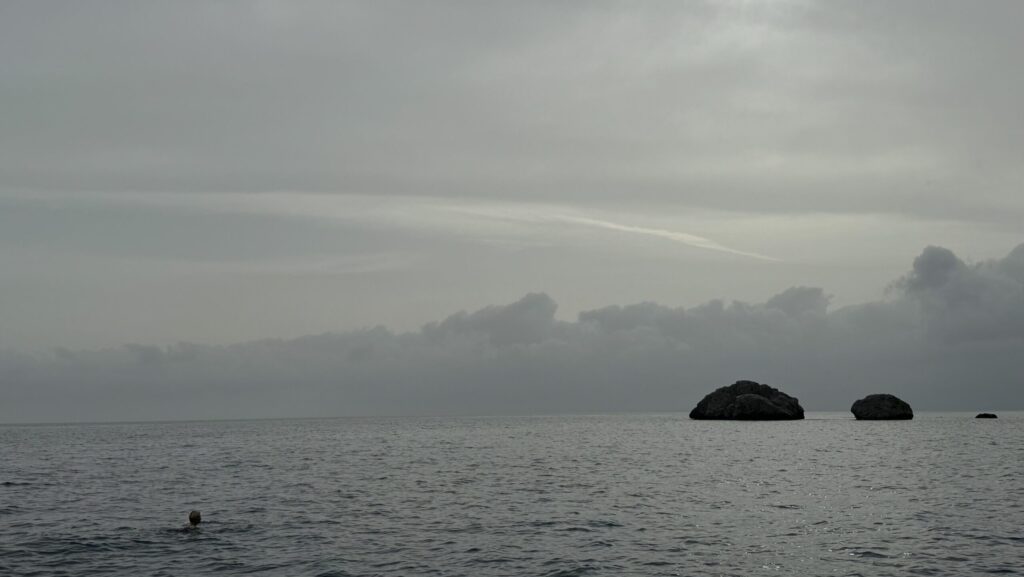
[2,413,1021,576]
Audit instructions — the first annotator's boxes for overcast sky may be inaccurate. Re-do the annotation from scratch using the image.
[1,2,1022,420]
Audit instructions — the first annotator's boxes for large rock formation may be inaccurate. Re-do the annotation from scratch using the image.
[850,394,913,420]
[689,380,804,420]
[976,413,998,419]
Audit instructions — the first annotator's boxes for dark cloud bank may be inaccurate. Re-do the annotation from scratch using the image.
[3,244,1023,423]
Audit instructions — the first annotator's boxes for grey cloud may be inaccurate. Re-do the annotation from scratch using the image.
[423,293,558,347]
[898,245,1024,344]
[2,2,1023,225]
[765,286,830,317]
[3,243,1022,423]
[904,246,966,292]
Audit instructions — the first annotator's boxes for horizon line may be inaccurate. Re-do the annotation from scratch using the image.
[2,409,1017,427]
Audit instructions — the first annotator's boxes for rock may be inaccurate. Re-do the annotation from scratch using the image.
[689,380,804,420]
[976,413,998,419]
[850,394,913,420]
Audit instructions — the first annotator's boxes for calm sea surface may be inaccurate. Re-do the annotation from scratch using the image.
[1,413,1021,576]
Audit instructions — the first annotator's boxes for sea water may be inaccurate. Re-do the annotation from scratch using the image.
[1,412,1021,576]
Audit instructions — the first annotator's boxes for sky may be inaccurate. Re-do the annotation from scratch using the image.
[1,1,1022,421]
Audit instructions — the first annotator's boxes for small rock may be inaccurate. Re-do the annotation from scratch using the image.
[975,413,998,419]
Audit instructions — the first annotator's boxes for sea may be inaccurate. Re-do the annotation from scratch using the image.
[1,412,1021,576]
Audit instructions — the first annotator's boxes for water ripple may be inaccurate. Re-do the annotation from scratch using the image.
[0,412,1021,576]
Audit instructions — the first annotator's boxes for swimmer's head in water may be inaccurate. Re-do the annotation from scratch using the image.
[189,510,201,526]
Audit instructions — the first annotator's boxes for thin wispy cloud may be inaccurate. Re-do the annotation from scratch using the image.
[447,203,778,261]
[555,215,780,261]
[0,190,773,261]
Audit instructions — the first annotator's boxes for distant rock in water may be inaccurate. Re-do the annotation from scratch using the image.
[689,380,804,420]
[976,413,998,419]
[850,394,913,420]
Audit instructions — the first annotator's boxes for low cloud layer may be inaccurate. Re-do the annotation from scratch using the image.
[2,243,1022,423]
